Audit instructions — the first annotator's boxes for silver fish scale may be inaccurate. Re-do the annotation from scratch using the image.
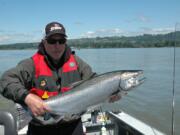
[45,70,144,117]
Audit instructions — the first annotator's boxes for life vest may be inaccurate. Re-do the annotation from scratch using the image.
[30,52,81,99]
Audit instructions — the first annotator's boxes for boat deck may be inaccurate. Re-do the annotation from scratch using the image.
[0,111,166,135]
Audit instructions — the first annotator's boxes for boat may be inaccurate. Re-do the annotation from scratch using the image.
[0,109,166,135]
[82,111,165,135]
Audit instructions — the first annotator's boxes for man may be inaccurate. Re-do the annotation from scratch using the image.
[0,21,94,135]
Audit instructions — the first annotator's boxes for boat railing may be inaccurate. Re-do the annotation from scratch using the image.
[0,111,17,135]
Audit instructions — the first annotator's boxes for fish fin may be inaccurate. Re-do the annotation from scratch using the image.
[70,73,96,88]
[111,89,120,96]
[111,89,127,98]
[70,80,84,88]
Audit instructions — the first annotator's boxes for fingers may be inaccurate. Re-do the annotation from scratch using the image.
[43,103,51,112]
[33,102,46,116]
[25,93,49,116]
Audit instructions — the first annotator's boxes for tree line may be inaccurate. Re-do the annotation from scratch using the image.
[0,31,180,50]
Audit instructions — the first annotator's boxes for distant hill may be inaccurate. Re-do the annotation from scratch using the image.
[0,42,39,50]
[0,31,180,50]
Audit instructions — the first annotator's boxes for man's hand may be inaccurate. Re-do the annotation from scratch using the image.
[24,93,50,116]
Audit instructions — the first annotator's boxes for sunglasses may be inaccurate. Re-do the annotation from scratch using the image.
[46,38,66,44]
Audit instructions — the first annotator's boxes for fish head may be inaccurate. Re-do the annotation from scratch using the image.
[119,70,145,91]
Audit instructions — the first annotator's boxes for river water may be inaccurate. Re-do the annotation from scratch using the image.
[0,48,179,135]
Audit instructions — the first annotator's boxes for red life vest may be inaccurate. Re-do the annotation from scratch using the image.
[30,52,81,99]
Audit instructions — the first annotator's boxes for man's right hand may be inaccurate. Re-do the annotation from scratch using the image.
[24,93,50,116]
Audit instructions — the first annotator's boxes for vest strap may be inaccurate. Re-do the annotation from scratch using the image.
[30,88,58,99]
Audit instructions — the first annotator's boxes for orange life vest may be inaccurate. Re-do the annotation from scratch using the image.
[30,52,81,99]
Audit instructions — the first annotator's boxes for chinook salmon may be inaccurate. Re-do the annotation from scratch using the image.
[16,70,145,127]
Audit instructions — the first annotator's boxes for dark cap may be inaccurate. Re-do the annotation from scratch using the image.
[45,22,67,38]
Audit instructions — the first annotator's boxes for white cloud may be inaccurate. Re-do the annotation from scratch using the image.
[138,15,151,23]
[0,26,176,44]
[0,30,43,45]
[126,15,151,23]
[140,27,174,34]
[81,31,95,38]
[80,27,175,38]
[80,28,125,38]
[0,35,11,42]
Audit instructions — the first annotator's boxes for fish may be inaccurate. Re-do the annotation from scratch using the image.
[15,70,145,127]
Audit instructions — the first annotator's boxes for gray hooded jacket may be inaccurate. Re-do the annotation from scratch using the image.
[0,43,94,104]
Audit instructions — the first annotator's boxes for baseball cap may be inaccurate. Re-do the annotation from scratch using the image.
[45,22,67,38]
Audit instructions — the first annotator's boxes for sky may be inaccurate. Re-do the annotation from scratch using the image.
[0,0,180,45]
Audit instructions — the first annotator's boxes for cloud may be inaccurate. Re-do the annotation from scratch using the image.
[0,26,176,44]
[80,28,125,38]
[139,27,175,34]
[0,30,43,45]
[80,27,175,38]
[0,35,11,42]
[126,14,151,23]
[138,15,151,23]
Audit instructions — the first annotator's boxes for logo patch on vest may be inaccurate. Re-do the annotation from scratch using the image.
[42,91,49,99]
[69,62,75,67]
[40,79,47,87]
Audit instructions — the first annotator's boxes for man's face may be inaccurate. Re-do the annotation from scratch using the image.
[44,34,66,60]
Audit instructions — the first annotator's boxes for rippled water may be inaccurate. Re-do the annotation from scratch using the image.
[0,48,179,134]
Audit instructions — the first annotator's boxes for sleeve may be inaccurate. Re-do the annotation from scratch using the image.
[0,58,34,104]
[74,55,96,80]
